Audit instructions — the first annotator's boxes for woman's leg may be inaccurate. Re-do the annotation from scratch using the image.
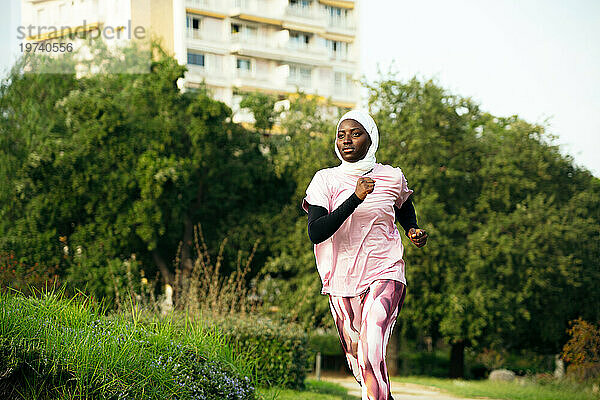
[359,280,406,400]
[328,294,364,384]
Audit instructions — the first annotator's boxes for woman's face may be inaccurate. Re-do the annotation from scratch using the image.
[336,119,372,163]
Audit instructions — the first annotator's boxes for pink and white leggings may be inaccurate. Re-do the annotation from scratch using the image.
[328,279,406,400]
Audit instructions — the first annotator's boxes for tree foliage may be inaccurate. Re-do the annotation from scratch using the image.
[256,94,340,328]
[0,42,285,299]
[366,77,600,375]
[239,91,278,134]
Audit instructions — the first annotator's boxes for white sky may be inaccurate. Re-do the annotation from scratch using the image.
[0,0,21,80]
[360,0,600,176]
[1,0,598,176]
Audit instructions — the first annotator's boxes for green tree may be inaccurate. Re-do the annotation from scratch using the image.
[239,91,278,135]
[0,42,285,299]
[367,76,600,377]
[258,94,340,328]
[463,116,600,354]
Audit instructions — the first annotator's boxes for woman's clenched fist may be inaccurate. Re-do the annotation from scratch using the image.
[355,177,375,200]
[407,228,428,247]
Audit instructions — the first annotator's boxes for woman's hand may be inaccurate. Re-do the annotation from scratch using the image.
[407,228,428,248]
[355,177,375,200]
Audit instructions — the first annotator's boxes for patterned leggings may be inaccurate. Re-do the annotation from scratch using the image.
[328,279,406,400]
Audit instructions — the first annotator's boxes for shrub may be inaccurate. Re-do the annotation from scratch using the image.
[211,315,310,389]
[475,347,554,376]
[0,251,59,295]
[562,318,600,382]
[0,291,256,399]
[398,348,450,377]
[307,328,343,357]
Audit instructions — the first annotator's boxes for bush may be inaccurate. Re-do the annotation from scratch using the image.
[502,351,555,376]
[307,328,343,357]
[0,291,256,399]
[396,344,489,378]
[211,315,310,389]
[562,318,600,382]
[169,352,255,400]
[0,251,59,295]
[475,347,554,377]
[399,348,450,377]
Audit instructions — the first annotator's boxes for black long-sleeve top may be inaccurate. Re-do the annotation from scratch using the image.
[306,195,419,244]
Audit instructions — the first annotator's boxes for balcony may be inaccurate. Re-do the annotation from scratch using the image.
[233,66,287,92]
[332,84,358,103]
[286,63,313,90]
[328,49,353,62]
[287,76,312,89]
[287,41,326,55]
[185,62,229,87]
[186,28,224,42]
[231,0,285,23]
[185,28,229,54]
[286,43,327,64]
[284,5,327,30]
[328,15,354,29]
[326,15,356,36]
[286,4,317,18]
[186,0,230,16]
[230,32,327,64]
[230,32,278,58]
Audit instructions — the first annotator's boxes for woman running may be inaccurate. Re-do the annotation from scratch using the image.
[302,110,427,400]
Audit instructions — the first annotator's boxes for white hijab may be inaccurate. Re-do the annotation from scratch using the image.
[334,110,379,176]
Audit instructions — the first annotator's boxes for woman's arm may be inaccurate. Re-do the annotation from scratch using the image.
[307,193,363,244]
[394,196,419,234]
[306,176,376,244]
[395,196,428,247]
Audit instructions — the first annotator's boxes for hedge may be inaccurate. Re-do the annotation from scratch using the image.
[211,315,311,389]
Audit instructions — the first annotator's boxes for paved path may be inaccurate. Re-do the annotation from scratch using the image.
[319,375,493,400]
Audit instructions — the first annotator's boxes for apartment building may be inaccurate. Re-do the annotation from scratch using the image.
[21,0,360,110]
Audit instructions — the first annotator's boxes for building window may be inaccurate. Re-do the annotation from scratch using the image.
[188,53,224,73]
[289,64,312,86]
[334,71,353,95]
[187,52,205,66]
[326,5,347,18]
[290,0,311,8]
[289,32,310,49]
[186,15,204,39]
[288,0,312,17]
[231,23,257,42]
[237,58,252,71]
[187,15,201,30]
[210,54,223,72]
[326,5,351,28]
[335,71,344,87]
[327,39,349,59]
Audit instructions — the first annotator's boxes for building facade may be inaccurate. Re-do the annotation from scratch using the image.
[21,0,360,110]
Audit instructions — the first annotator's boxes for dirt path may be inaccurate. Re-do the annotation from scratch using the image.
[320,375,493,400]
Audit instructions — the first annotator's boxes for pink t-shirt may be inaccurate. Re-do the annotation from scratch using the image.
[302,163,414,297]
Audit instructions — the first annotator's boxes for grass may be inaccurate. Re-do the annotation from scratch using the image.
[0,289,256,399]
[393,376,600,400]
[258,376,599,400]
[3,286,597,400]
[258,379,360,400]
